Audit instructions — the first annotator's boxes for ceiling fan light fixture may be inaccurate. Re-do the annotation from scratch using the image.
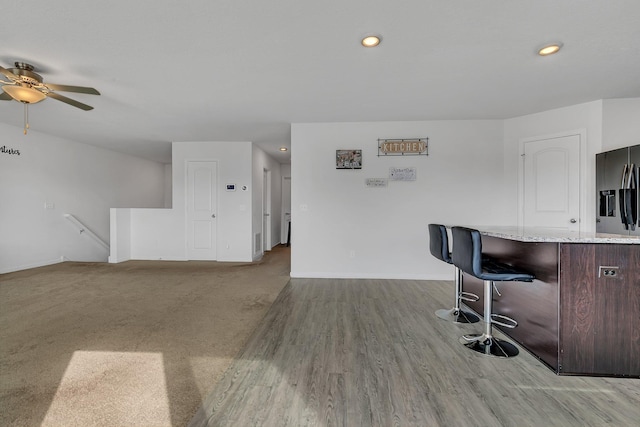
[2,84,47,103]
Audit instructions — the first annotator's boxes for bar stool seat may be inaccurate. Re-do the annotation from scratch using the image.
[428,224,479,324]
[451,226,534,358]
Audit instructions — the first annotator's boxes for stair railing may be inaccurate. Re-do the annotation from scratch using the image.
[64,213,109,251]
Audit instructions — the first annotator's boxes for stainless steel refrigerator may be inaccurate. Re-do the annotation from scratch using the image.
[596,144,640,236]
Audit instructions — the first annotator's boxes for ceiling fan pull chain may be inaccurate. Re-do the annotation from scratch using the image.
[24,102,29,135]
[24,103,31,134]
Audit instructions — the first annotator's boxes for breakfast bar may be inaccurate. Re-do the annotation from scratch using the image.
[458,226,640,377]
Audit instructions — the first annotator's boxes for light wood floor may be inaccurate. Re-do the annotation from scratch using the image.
[189,278,640,427]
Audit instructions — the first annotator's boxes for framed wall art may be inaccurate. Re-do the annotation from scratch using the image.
[336,149,362,169]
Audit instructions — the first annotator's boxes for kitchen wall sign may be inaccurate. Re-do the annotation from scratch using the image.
[378,138,428,156]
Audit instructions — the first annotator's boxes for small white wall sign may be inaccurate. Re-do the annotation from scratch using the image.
[365,178,388,187]
[389,167,417,181]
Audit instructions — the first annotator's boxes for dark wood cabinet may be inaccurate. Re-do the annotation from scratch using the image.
[462,236,640,377]
[559,243,640,376]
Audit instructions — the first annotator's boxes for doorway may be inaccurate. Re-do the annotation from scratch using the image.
[263,169,271,251]
[186,161,218,260]
[519,132,584,231]
[281,176,291,245]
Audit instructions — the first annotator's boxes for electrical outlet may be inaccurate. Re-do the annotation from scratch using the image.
[598,266,620,279]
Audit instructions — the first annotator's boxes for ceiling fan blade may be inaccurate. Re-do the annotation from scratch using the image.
[0,65,19,81]
[46,83,100,95]
[0,91,13,101]
[46,92,94,111]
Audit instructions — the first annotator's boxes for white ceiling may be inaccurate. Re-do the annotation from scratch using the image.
[2,1,640,164]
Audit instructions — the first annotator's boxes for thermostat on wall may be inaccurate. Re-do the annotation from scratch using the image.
[226,184,236,191]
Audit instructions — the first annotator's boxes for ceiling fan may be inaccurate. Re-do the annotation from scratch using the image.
[1,62,100,133]
[1,62,100,110]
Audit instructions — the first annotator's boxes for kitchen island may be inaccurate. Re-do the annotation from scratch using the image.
[458,226,640,377]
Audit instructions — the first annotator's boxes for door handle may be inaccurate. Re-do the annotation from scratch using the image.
[570,218,577,223]
[621,164,629,189]
[629,164,638,230]
[620,163,636,229]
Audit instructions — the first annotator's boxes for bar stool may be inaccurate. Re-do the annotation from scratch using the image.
[428,224,479,324]
[451,226,534,358]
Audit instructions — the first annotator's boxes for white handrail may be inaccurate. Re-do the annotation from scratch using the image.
[64,214,109,251]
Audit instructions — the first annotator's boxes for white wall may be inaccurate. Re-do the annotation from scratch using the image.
[291,103,639,280]
[0,123,165,273]
[602,98,640,151]
[119,141,256,262]
[174,141,254,261]
[290,120,506,280]
[503,100,604,232]
[163,164,173,208]
[109,208,130,263]
[280,164,291,176]
[129,208,185,260]
[252,145,283,257]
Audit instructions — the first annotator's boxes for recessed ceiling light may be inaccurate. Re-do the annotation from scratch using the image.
[538,43,563,56]
[361,35,381,48]
[279,147,288,152]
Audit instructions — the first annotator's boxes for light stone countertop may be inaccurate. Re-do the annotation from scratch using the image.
[457,226,640,244]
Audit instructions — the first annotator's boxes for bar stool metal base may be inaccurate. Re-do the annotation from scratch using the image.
[435,308,480,324]
[459,334,519,358]
[435,265,480,324]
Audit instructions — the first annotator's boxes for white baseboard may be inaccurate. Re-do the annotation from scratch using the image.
[0,256,65,274]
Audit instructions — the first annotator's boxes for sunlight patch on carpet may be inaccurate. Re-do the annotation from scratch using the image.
[42,351,171,427]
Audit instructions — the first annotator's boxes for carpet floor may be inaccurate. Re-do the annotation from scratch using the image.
[0,246,290,427]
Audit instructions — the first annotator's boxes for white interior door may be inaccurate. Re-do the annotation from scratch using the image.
[262,169,271,251]
[281,176,291,244]
[187,161,217,260]
[521,134,581,231]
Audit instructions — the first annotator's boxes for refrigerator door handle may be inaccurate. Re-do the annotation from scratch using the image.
[620,164,630,229]
[629,164,638,230]
[626,163,636,189]
[621,163,629,189]
[620,163,638,231]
